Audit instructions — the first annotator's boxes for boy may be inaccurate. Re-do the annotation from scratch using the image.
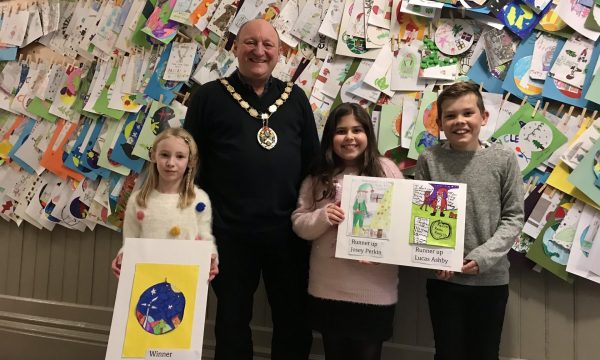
[414,82,524,360]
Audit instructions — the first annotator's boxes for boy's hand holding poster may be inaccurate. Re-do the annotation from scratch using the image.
[335,175,467,271]
[106,238,211,359]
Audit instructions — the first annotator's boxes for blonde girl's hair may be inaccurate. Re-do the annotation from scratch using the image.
[136,128,199,209]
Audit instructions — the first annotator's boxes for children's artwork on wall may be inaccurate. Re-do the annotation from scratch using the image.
[0,8,29,47]
[336,0,381,59]
[490,102,568,175]
[106,238,211,359]
[419,36,459,80]
[342,60,380,104]
[566,204,600,284]
[400,95,418,148]
[526,196,575,282]
[7,118,38,174]
[549,34,595,90]
[521,0,551,13]
[98,117,132,177]
[391,41,429,91]
[395,11,428,42]
[585,73,600,105]
[109,112,147,174]
[133,100,187,161]
[494,0,549,39]
[23,6,44,47]
[131,0,158,48]
[568,138,600,206]
[467,50,506,94]
[190,44,236,85]
[480,91,503,140]
[191,0,219,31]
[501,32,544,104]
[378,103,403,154]
[12,120,54,176]
[229,0,267,35]
[408,91,439,160]
[163,42,199,81]
[410,182,461,249]
[556,0,600,41]
[61,178,100,232]
[49,65,85,122]
[535,3,570,37]
[39,119,84,182]
[542,37,600,109]
[335,175,466,270]
[206,0,239,38]
[529,33,559,80]
[584,4,600,32]
[368,0,393,29]
[363,42,394,96]
[585,217,600,276]
[65,117,112,181]
[91,1,121,54]
[144,42,185,104]
[170,0,202,25]
[93,64,127,119]
[272,0,301,46]
[318,55,354,100]
[141,0,179,44]
[482,27,518,70]
[434,19,475,56]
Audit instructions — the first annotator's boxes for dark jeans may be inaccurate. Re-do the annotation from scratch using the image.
[211,226,312,360]
[427,279,509,360]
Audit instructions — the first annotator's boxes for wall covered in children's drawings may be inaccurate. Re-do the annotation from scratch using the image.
[2,0,600,358]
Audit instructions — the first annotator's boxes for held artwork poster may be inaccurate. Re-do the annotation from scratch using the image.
[106,238,212,360]
[335,175,466,271]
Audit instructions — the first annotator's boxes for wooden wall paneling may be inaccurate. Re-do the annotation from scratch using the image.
[77,231,95,305]
[91,227,112,307]
[0,222,10,293]
[33,228,52,299]
[546,274,575,360]
[573,279,600,360]
[501,268,523,358]
[47,226,66,301]
[107,231,122,304]
[6,223,24,296]
[519,269,547,360]
[62,230,81,303]
[19,224,38,298]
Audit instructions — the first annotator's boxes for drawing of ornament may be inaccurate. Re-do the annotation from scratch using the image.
[342,32,368,54]
[374,76,389,90]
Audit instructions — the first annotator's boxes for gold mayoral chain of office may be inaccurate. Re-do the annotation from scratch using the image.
[220,78,293,150]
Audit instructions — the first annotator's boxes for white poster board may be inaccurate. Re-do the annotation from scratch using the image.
[106,238,212,360]
[335,175,466,271]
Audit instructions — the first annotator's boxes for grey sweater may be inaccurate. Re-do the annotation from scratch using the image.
[414,142,524,286]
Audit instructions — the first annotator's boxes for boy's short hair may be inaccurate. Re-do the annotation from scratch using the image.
[436,81,485,123]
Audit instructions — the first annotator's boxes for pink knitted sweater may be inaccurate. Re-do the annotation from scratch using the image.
[292,157,403,305]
